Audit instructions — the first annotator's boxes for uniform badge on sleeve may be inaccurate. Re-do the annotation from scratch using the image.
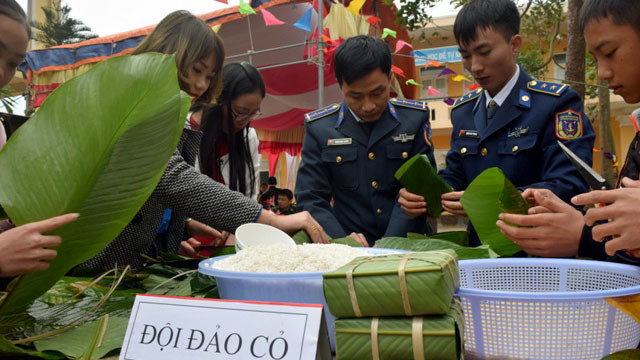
[422,121,432,147]
[555,110,583,140]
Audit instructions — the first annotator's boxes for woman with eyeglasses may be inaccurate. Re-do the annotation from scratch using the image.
[195,62,264,201]
[179,62,265,256]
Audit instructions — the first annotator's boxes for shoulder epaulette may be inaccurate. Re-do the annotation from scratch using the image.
[390,98,428,111]
[453,88,482,109]
[305,103,340,122]
[527,79,568,96]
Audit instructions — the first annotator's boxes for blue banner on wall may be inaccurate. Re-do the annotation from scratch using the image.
[412,46,462,66]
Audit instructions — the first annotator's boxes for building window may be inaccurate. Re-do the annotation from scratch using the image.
[553,53,566,82]
[420,68,447,99]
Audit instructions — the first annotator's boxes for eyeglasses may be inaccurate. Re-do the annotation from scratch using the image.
[231,108,263,122]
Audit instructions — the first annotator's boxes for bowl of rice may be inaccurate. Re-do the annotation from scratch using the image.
[199,243,404,351]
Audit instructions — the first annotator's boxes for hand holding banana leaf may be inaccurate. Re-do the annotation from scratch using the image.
[395,154,453,217]
[496,188,584,257]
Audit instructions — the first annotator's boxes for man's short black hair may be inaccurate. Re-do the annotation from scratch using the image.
[278,189,293,200]
[268,176,277,185]
[579,0,640,34]
[334,35,391,86]
[453,0,520,47]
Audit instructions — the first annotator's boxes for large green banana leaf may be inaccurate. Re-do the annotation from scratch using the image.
[394,154,453,217]
[459,167,529,256]
[0,53,190,314]
[34,315,129,360]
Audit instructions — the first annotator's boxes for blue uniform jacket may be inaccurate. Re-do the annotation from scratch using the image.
[295,99,436,245]
[440,69,595,244]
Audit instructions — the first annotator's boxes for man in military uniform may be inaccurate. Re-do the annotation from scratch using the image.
[398,0,595,250]
[295,35,435,246]
[497,0,640,262]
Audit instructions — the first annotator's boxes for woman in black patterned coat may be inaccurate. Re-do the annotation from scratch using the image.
[78,11,327,272]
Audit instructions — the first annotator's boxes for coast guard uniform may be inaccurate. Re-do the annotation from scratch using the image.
[440,67,595,245]
[295,99,436,245]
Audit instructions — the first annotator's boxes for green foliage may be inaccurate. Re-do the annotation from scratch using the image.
[33,2,97,47]
[383,0,438,31]
[0,53,190,314]
[0,88,17,114]
[0,256,218,358]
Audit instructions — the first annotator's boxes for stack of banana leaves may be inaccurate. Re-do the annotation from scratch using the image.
[0,252,226,359]
[323,249,464,360]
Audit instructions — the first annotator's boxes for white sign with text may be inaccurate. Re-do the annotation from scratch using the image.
[120,295,329,360]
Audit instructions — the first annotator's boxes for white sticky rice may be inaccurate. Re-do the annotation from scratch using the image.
[212,243,370,273]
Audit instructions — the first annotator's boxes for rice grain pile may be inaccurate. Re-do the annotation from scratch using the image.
[212,243,370,273]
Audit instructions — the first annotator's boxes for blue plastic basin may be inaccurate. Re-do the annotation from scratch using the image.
[199,247,404,351]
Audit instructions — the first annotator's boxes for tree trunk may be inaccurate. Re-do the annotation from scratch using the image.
[598,78,617,185]
[566,0,585,101]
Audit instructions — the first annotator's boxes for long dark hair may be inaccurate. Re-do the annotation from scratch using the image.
[198,62,266,198]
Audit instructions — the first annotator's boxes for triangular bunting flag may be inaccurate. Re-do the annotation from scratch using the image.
[424,59,443,68]
[293,8,313,32]
[391,65,406,78]
[366,15,381,28]
[212,24,222,33]
[382,28,397,39]
[466,84,480,91]
[261,8,284,26]
[405,79,422,87]
[437,68,457,77]
[394,40,413,53]
[452,74,471,82]
[238,0,256,15]
[346,0,367,16]
[427,86,441,95]
[443,97,455,105]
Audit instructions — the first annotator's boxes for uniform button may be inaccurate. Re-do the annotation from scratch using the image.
[402,151,409,159]
[376,209,382,215]
[481,147,488,156]
[461,147,467,154]
[371,181,378,189]
[368,152,375,160]
[336,155,342,163]
[512,145,519,153]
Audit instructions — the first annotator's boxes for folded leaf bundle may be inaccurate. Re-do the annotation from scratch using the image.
[394,154,453,218]
[460,167,529,256]
[323,250,458,318]
[0,53,190,314]
[334,301,464,360]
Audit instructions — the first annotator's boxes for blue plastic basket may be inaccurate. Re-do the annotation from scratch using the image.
[456,258,640,360]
